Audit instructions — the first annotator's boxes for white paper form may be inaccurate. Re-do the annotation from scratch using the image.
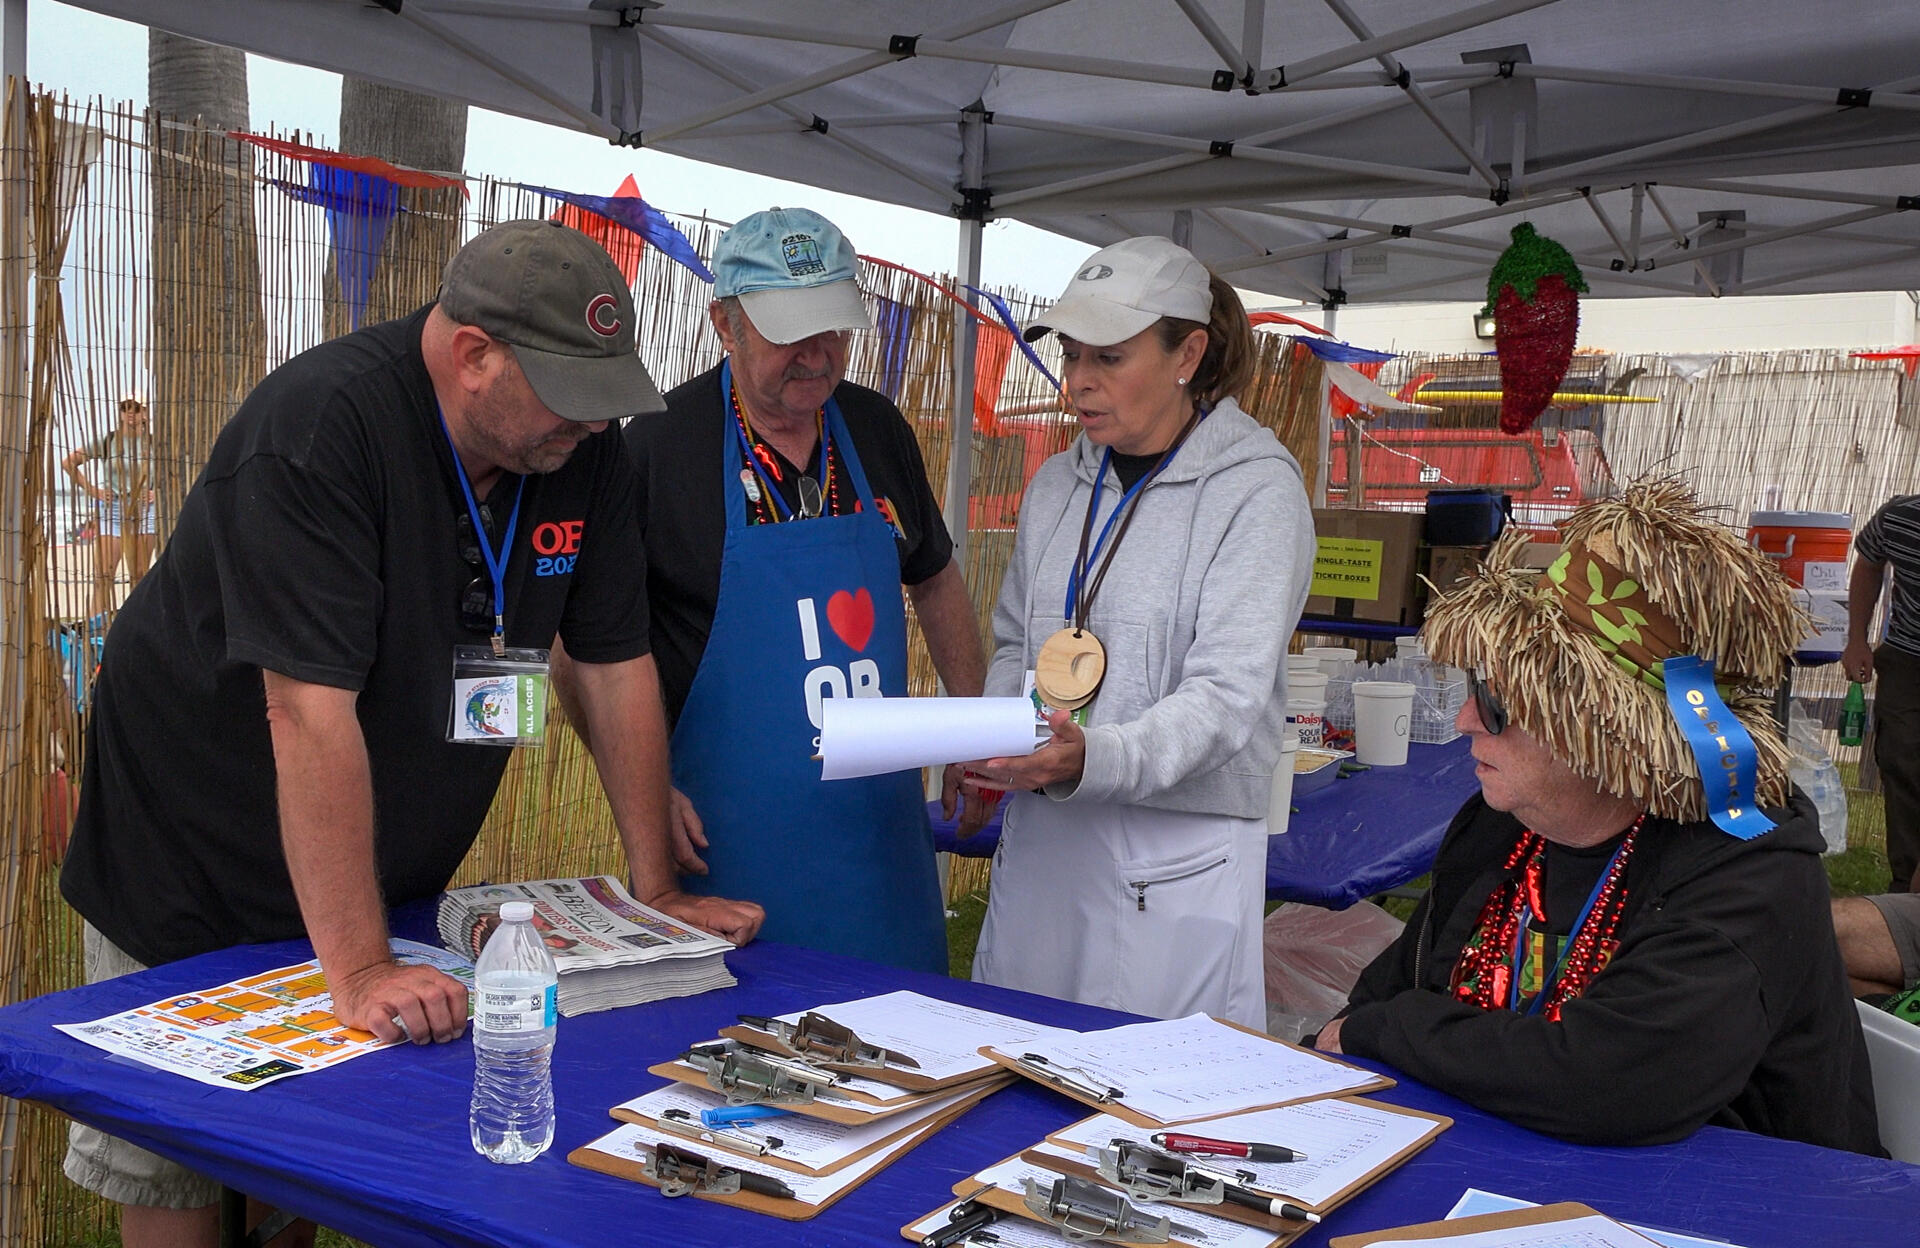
[770,990,1076,1083]
[580,1116,924,1208]
[1445,1191,1737,1248]
[968,1154,1281,1248]
[614,1080,981,1173]
[1050,1098,1442,1208]
[819,696,1040,780]
[1369,1213,1663,1247]
[1001,1014,1380,1123]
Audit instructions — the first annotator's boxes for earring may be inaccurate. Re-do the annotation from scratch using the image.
[1176,377,1187,386]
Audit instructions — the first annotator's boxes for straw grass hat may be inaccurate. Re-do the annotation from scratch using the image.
[1422,477,1809,823]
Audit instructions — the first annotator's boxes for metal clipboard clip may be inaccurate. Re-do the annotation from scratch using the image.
[681,1039,839,1106]
[1095,1139,1252,1205]
[1020,1175,1175,1244]
[656,1107,783,1157]
[642,1143,744,1198]
[738,1011,922,1071]
[1010,1052,1125,1104]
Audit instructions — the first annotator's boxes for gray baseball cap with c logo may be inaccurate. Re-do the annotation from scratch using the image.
[438,219,666,422]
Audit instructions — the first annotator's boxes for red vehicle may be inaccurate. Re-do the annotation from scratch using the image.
[1325,424,1616,535]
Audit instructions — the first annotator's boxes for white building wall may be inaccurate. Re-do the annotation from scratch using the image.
[1260,291,1920,356]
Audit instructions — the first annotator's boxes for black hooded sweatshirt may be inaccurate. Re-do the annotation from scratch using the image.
[1338,790,1883,1155]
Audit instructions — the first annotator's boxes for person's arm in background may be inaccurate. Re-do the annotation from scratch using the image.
[1843,554,1886,684]
[264,670,467,1045]
[62,443,110,501]
[564,649,763,945]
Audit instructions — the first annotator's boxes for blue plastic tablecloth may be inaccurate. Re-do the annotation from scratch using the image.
[932,737,1481,907]
[0,900,1913,1248]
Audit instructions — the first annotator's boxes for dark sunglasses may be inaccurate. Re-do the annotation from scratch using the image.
[1468,667,1508,735]
[456,506,495,634]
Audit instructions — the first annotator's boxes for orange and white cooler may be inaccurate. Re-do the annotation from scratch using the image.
[1749,510,1851,661]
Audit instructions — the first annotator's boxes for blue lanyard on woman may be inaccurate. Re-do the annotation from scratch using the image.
[1062,408,1205,627]
[438,403,526,657]
[1508,837,1629,1015]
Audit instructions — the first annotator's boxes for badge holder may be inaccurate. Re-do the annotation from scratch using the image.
[1095,1139,1250,1206]
[1021,1175,1176,1244]
[448,645,551,746]
[737,1011,922,1072]
[681,1039,839,1107]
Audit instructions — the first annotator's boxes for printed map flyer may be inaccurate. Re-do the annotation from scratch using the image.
[53,939,473,1090]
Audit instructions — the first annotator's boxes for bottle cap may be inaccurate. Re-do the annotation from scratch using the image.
[499,901,535,923]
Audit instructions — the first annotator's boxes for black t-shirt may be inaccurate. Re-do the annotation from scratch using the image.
[623,363,953,727]
[61,307,651,967]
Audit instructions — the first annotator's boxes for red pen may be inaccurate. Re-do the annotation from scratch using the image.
[1150,1131,1308,1163]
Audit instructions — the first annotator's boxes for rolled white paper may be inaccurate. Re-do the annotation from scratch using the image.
[818,697,1041,781]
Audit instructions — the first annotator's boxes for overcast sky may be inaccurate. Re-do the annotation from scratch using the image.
[24,0,1095,298]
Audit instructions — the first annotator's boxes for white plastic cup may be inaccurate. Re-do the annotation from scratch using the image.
[1286,699,1326,748]
[1395,635,1425,660]
[1284,653,1321,674]
[1268,728,1300,835]
[1352,680,1415,766]
[1305,645,1358,678]
[1287,670,1329,702]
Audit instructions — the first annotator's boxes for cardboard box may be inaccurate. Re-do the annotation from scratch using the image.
[1424,544,1488,596]
[1304,508,1428,625]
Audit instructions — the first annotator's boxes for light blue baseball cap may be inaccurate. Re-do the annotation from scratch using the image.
[712,207,875,345]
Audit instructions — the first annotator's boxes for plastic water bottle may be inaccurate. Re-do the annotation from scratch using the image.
[1840,681,1868,748]
[469,901,558,1163]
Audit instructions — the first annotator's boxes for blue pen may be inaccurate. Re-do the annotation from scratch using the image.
[700,1104,792,1128]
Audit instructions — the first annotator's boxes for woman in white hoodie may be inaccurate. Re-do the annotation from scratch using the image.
[960,237,1315,1027]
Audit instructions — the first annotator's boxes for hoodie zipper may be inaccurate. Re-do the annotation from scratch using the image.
[1129,855,1230,912]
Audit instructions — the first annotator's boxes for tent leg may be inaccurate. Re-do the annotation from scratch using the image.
[941,110,988,577]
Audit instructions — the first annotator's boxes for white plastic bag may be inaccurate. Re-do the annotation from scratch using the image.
[1262,901,1405,1042]
[1786,699,1849,856]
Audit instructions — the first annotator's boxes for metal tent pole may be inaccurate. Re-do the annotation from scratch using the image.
[942,108,988,571]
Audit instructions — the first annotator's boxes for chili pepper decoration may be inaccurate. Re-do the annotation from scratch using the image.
[1483,222,1588,435]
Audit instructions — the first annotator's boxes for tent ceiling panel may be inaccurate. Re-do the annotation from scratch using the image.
[72,0,1920,301]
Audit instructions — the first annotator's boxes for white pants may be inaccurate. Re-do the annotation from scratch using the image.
[973,793,1268,1029]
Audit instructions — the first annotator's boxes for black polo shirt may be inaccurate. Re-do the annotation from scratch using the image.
[61,307,651,967]
[1856,495,1920,656]
[623,363,952,727]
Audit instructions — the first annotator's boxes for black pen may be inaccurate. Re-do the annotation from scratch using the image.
[922,1199,1002,1248]
[733,1168,797,1201]
[1223,1185,1320,1224]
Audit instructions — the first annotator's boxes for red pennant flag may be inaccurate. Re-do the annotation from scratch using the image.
[556,174,647,286]
[229,132,466,191]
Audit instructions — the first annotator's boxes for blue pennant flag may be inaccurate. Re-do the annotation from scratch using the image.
[966,285,1063,393]
[1661,655,1776,840]
[517,183,713,283]
[871,292,916,403]
[1291,336,1399,365]
[279,168,403,330]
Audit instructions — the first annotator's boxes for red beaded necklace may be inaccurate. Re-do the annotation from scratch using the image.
[1449,814,1645,1021]
[729,381,840,525]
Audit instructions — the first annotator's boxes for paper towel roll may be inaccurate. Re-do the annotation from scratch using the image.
[819,697,1042,781]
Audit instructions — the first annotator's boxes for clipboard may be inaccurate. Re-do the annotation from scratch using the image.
[964,1171,1306,1248]
[613,1076,1000,1177]
[721,1019,999,1094]
[647,1056,1011,1125]
[568,1085,979,1221]
[1327,1201,1664,1246]
[1029,1096,1452,1229]
[980,1016,1393,1128]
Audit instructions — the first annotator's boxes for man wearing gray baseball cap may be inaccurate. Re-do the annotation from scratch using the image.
[605,207,985,974]
[60,220,762,1248]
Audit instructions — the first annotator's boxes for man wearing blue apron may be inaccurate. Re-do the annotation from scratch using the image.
[615,209,986,973]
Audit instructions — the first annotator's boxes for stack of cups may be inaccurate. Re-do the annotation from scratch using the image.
[1267,725,1300,835]
[1286,670,1330,748]
[1395,634,1425,661]
[1352,680,1415,766]
[1303,645,1357,678]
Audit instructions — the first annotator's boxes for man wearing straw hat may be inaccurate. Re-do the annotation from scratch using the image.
[1315,479,1881,1154]
[598,207,985,974]
[59,220,763,1246]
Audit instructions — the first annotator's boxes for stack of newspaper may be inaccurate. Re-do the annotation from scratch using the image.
[437,876,736,1016]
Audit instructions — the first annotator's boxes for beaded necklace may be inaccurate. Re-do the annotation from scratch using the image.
[729,380,839,525]
[1449,813,1645,1022]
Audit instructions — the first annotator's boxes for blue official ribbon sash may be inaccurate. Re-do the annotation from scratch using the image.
[1661,655,1774,839]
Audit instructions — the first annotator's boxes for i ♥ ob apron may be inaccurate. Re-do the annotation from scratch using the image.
[670,361,947,973]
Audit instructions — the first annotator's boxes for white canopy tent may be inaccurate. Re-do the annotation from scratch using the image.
[21,0,1920,527]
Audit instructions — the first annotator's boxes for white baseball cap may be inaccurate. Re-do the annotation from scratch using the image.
[1024,236,1214,347]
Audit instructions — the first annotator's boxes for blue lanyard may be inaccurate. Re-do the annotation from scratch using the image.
[1062,418,1201,626]
[438,403,526,655]
[1509,837,1629,1015]
[727,367,833,524]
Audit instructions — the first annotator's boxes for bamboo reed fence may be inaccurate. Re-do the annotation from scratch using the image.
[7,83,1903,1247]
